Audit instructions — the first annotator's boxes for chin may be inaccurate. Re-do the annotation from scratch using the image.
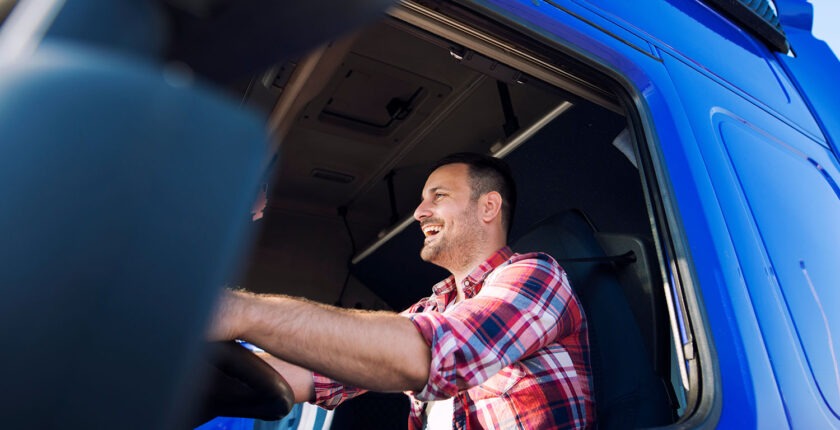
[420,246,442,264]
[420,249,434,262]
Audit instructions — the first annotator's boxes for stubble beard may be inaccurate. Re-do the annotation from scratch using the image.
[420,205,484,273]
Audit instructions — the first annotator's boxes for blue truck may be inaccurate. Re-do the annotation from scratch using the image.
[0,0,837,428]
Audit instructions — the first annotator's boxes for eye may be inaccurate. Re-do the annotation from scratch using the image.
[434,192,446,201]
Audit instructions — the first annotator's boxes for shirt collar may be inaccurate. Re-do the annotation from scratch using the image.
[431,246,514,302]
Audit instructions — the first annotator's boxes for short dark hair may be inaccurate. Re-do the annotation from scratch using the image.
[432,152,517,233]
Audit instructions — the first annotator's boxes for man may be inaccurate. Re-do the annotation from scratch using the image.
[209,153,594,429]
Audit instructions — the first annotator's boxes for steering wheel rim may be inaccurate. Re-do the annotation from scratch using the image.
[194,341,295,426]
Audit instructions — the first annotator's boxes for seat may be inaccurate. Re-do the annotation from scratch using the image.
[513,210,674,429]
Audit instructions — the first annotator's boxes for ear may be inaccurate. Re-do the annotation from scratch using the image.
[479,191,503,224]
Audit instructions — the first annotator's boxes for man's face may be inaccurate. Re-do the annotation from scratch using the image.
[413,163,485,270]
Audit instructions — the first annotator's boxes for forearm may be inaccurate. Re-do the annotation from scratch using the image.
[213,290,431,392]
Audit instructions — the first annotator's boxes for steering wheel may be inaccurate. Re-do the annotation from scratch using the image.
[193,341,295,427]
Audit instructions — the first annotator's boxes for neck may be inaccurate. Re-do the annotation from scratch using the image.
[450,241,506,301]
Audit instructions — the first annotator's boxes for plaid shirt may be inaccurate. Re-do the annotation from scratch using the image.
[312,247,594,429]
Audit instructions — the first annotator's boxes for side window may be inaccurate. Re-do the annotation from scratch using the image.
[240,2,703,427]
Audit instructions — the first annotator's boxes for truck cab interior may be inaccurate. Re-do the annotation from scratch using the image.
[231,2,690,428]
[0,0,705,428]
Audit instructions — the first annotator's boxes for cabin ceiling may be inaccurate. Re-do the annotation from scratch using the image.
[241,17,568,249]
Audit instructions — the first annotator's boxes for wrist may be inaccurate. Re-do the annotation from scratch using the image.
[215,289,253,341]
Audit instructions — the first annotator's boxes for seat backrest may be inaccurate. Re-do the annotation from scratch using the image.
[513,210,673,429]
[595,232,671,376]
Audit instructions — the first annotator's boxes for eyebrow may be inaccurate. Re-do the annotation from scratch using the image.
[421,186,448,200]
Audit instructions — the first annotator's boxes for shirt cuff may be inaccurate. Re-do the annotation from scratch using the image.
[405,311,461,402]
[311,372,362,409]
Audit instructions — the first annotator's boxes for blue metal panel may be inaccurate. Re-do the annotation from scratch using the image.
[774,0,840,157]
[662,49,839,427]
[703,0,789,52]
[635,53,785,429]
[559,0,823,140]
[715,114,840,420]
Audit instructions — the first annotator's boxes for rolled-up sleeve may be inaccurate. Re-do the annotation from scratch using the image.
[404,254,575,402]
[311,373,367,409]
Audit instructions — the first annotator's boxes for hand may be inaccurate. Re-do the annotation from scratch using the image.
[256,352,316,403]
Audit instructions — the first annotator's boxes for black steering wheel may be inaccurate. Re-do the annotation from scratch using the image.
[193,341,295,427]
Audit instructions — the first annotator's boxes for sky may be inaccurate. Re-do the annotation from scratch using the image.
[808,0,840,59]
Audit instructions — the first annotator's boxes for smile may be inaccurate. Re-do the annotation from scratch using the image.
[421,224,442,237]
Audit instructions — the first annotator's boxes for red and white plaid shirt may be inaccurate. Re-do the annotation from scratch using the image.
[313,246,594,429]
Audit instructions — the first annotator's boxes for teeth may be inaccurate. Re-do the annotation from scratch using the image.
[422,225,442,237]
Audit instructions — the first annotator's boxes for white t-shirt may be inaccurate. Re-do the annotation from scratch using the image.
[423,295,461,429]
[424,397,454,429]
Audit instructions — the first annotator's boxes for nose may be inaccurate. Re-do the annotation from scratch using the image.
[414,198,432,221]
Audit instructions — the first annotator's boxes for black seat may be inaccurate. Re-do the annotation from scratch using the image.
[513,210,673,429]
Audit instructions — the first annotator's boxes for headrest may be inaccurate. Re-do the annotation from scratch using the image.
[513,210,605,262]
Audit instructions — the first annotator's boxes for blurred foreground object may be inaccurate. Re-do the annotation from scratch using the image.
[0,0,393,428]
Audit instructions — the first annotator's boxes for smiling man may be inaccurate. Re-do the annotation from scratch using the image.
[209,153,594,429]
